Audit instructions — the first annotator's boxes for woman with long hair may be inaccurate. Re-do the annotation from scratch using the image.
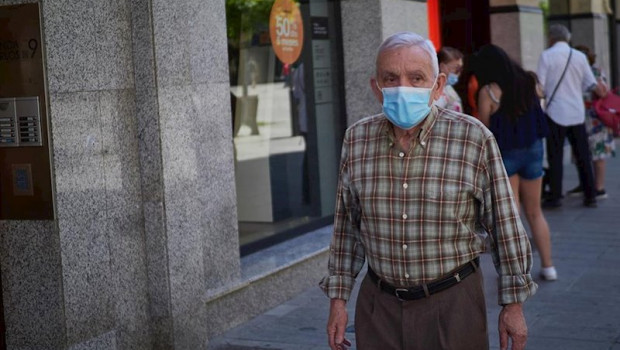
[475,44,557,281]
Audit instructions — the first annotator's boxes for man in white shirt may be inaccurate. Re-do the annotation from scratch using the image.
[537,24,606,208]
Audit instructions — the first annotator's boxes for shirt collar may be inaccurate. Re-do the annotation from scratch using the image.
[381,106,438,149]
[552,41,570,49]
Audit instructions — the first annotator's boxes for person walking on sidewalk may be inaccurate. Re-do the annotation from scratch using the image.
[474,44,557,281]
[536,24,607,208]
[567,45,615,200]
[320,31,537,350]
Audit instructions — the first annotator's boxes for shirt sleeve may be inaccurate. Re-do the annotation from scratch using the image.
[579,54,598,92]
[319,130,365,301]
[536,53,548,94]
[479,134,538,305]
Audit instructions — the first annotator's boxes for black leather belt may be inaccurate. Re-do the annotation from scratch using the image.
[367,257,480,301]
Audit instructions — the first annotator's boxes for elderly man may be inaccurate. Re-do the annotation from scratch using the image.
[320,32,537,350]
[537,24,607,208]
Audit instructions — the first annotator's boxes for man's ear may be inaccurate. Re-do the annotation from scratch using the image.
[430,73,447,105]
[370,77,383,103]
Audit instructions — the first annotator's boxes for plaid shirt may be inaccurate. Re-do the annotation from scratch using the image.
[320,107,537,305]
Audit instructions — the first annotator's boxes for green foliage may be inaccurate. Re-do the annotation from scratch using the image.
[226,0,273,48]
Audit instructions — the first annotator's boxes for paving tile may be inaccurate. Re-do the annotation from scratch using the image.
[526,337,611,350]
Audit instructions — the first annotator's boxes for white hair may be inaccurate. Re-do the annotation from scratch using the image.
[375,31,439,78]
[548,24,571,43]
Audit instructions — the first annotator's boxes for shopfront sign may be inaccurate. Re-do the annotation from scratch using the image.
[269,0,303,64]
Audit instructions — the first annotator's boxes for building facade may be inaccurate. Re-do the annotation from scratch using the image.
[0,0,616,349]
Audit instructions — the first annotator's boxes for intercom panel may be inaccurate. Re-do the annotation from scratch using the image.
[0,3,53,220]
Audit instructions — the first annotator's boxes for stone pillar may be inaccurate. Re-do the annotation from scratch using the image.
[0,221,65,349]
[1,0,150,348]
[548,0,612,80]
[489,0,545,71]
[1,0,239,349]
[43,0,150,348]
[340,0,428,126]
[130,0,174,347]
[146,0,240,348]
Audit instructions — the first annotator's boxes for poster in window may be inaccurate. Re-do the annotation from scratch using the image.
[269,0,304,64]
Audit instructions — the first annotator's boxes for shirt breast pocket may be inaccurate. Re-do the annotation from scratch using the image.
[423,188,468,220]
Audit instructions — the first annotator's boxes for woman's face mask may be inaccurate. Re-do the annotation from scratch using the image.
[377,79,436,130]
[441,59,463,86]
[447,72,459,86]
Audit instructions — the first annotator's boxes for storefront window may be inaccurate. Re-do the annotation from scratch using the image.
[226,0,344,254]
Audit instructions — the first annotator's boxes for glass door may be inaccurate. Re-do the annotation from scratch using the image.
[226,0,345,254]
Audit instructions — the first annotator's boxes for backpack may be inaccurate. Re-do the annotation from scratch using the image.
[592,91,620,136]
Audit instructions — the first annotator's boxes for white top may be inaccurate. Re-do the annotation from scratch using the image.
[435,85,462,112]
[536,42,597,126]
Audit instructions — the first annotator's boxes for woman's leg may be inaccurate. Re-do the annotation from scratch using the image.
[520,177,553,268]
[509,175,520,207]
[593,159,606,191]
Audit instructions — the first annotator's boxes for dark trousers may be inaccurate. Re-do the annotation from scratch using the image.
[545,116,595,201]
[355,269,488,350]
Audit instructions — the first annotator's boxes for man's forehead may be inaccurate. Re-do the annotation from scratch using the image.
[376,46,433,73]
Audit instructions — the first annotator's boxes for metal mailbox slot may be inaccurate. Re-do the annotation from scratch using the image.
[0,97,43,147]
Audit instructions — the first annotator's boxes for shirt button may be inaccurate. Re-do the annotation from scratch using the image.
[405,273,410,278]
[402,214,408,219]
[399,152,405,157]
[402,244,408,250]
[403,183,408,189]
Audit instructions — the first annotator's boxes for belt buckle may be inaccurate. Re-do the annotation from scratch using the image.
[394,288,408,301]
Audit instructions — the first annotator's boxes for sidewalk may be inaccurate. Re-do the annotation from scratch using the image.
[209,156,620,350]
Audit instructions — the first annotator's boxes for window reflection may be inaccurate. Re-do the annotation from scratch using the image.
[227,0,341,252]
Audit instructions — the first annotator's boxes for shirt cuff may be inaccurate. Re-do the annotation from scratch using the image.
[497,274,538,305]
[587,83,597,92]
[319,274,356,301]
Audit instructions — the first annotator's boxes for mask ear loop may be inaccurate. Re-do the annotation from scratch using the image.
[375,79,383,92]
[428,75,439,106]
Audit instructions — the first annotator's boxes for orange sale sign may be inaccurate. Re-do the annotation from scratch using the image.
[269,0,303,64]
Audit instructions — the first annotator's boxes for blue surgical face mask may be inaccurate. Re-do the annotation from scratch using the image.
[378,81,435,130]
[447,73,459,86]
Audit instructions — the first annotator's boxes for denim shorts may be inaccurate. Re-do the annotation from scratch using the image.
[501,138,544,180]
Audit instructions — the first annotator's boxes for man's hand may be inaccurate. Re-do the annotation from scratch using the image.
[594,79,609,98]
[499,303,527,350]
[327,298,351,350]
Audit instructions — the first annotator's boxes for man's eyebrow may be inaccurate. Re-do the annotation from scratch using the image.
[405,69,430,78]
[380,70,399,77]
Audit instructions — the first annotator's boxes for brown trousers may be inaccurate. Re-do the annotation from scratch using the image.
[354,268,489,350]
